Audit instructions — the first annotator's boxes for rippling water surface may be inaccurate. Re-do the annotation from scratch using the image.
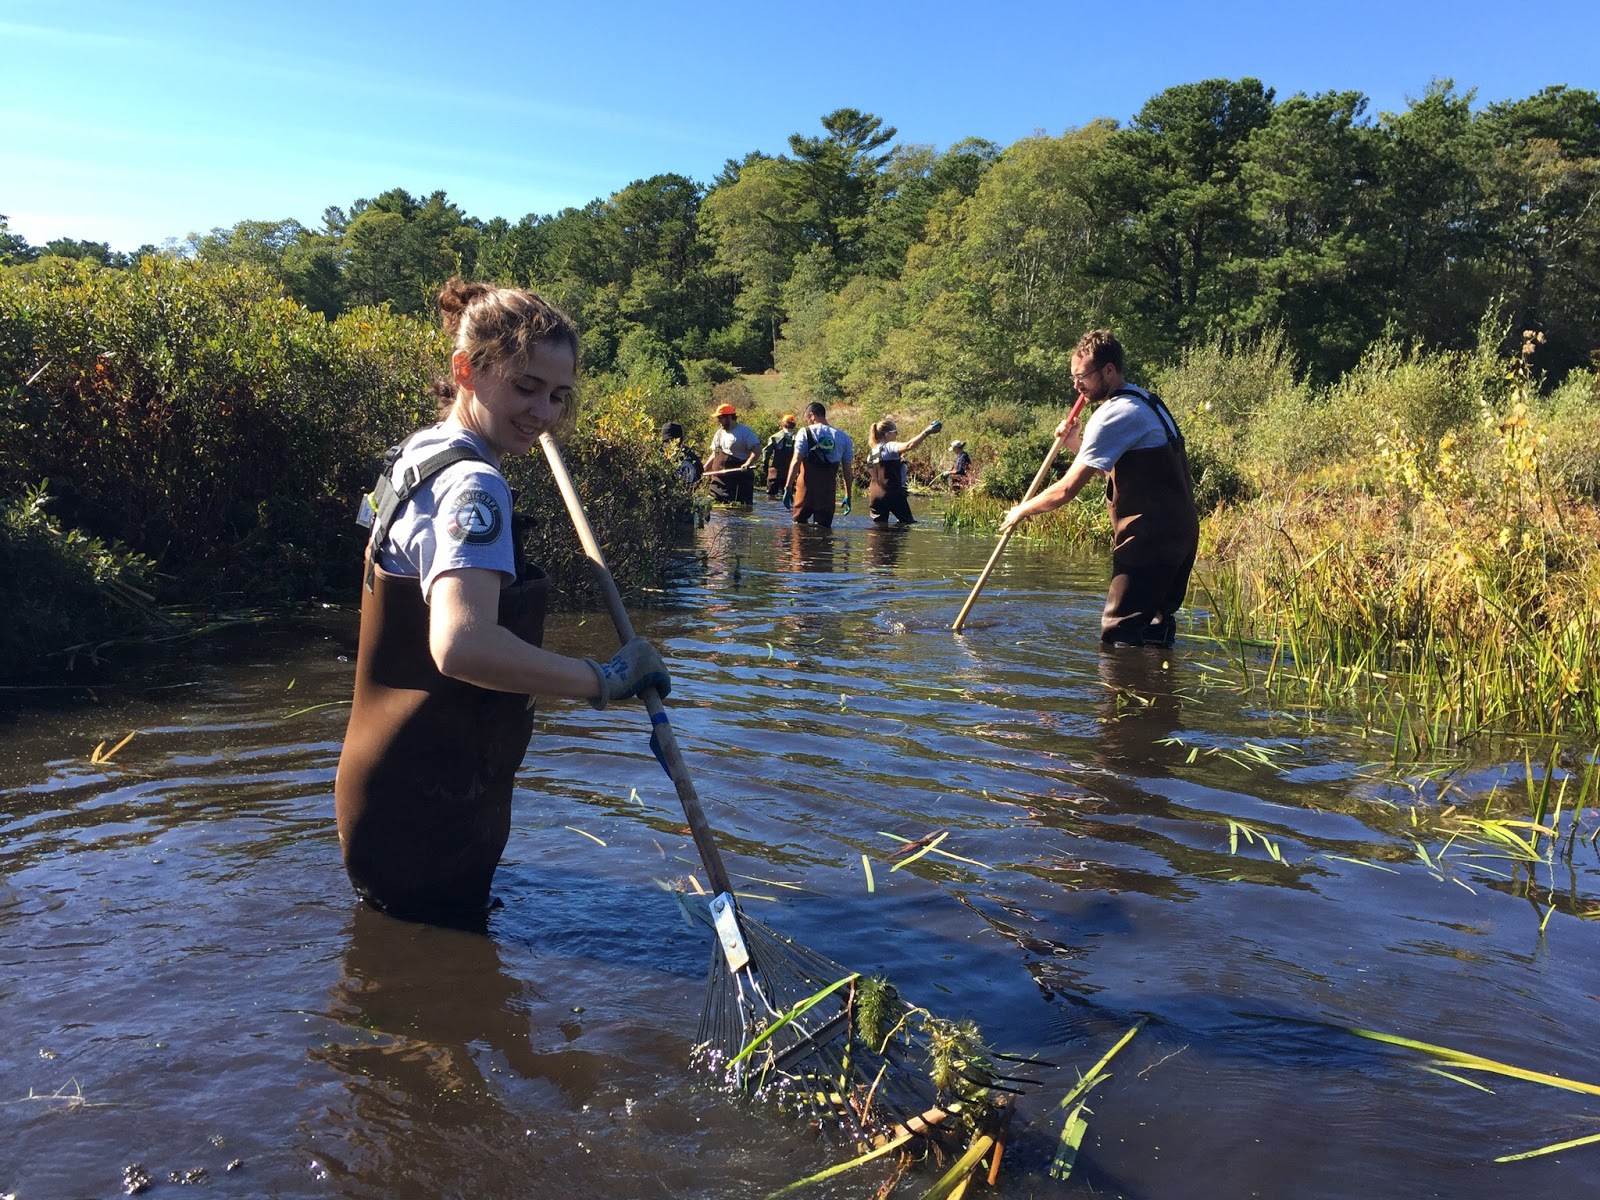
[4,501,1599,1198]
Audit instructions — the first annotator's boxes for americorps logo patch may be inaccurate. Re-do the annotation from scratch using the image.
[444,487,502,544]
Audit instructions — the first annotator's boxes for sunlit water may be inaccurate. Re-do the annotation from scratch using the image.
[4,500,1599,1198]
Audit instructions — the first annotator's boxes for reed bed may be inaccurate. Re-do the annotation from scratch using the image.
[1198,337,1600,748]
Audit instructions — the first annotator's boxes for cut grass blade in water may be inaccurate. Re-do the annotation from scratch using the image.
[1049,1020,1146,1182]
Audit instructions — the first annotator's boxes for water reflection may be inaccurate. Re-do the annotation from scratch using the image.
[313,905,608,1191]
[863,524,910,573]
[774,521,839,574]
[1094,645,1188,770]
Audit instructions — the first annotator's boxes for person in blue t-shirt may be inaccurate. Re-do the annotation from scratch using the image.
[999,329,1198,647]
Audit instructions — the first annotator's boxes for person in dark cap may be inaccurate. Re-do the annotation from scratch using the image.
[661,421,702,484]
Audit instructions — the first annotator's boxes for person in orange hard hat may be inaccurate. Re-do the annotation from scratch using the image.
[702,402,761,505]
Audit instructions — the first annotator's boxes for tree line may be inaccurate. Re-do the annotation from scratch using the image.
[5,77,1598,408]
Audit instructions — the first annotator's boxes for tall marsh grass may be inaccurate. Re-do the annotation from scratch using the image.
[1202,329,1600,743]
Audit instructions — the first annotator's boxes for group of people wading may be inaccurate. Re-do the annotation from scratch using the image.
[335,279,1197,925]
[692,400,950,529]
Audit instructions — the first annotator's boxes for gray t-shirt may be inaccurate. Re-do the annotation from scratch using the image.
[794,424,854,466]
[373,423,516,600]
[1075,387,1176,473]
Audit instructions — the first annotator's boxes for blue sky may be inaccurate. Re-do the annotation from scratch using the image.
[4,0,1597,251]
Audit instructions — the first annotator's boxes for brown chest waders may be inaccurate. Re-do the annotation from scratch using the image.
[1101,391,1200,647]
[793,455,839,526]
[868,452,913,523]
[335,561,548,921]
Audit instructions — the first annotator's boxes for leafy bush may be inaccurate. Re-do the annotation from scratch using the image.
[976,429,1064,502]
[0,483,157,675]
[1,256,439,599]
[1151,329,1303,427]
[504,381,692,606]
[1539,368,1600,500]
[0,256,693,673]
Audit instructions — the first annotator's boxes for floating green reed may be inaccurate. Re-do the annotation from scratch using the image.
[1341,1022,1600,1163]
[1050,1020,1145,1182]
[1345,1024,1600,1096]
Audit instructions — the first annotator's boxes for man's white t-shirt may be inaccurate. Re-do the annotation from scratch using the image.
[1075,386,1176,473]
[711,423,762,461]
[794,424,854,466]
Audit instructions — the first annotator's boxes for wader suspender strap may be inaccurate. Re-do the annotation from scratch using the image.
[362,445,489,591]
[1111,387,1184,448]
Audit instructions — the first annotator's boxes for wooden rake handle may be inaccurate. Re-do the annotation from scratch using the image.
[539,433,735,897]
[950,394,1087,633]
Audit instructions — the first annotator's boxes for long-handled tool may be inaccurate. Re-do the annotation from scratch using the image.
[950,394,1087,632]
[539,433,1017,1158]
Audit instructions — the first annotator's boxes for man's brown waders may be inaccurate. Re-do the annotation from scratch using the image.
[1102,391,1199,647]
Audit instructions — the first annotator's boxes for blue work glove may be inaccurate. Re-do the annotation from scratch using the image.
[781,485,795,507]
[924,419,943,435]
[586,636,672,709]
[839,493,852,516]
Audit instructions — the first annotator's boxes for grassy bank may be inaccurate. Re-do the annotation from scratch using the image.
[946,327,1600,742]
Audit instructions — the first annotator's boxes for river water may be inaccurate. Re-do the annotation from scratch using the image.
[3,501,1599,1199]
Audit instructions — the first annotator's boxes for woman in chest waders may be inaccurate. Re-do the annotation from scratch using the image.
[866,417,942,524]
[335,279,672,925]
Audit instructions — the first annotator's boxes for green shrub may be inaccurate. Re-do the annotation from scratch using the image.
[1540,368,1600,500]
[0,483,157,675]
[976,429,1064,501]
[504,381,692,605]
[0,256,691,650]
[0,256,439,598]
[1151,329,1302,427]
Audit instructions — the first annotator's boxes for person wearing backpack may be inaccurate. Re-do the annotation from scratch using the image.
[998,329,1198,647]
[661,421,703,485]
[781,401,855,527]
[761,412,798,499]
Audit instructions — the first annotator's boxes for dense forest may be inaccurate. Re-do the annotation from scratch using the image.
[6,79,1598,395]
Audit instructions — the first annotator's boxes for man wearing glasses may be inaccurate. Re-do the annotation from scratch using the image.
[999,329,1198,647]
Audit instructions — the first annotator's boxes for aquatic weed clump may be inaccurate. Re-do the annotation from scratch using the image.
[924,1017,995,1100]
[853,974,905,1050]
